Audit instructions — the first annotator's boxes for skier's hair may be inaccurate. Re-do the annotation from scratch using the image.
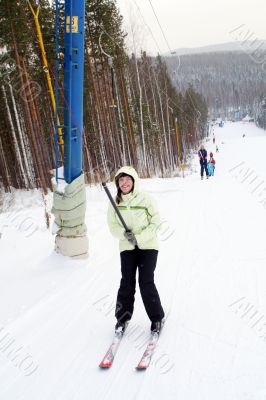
[116,188,123,204]
[115,173,134,204]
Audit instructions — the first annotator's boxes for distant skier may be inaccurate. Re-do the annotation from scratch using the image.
[207,152,216,176]
[216,145,219,153]
[107,166,165,335]
[198,145,209,179]
[213,137,215,144]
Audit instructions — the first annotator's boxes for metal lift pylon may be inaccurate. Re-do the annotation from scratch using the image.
[51,0,88,259]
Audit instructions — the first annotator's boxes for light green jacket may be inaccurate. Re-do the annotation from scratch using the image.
[107,166,160,252]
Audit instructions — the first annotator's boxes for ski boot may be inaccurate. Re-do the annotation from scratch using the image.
[151,319,165,334]
[115,320,129,334]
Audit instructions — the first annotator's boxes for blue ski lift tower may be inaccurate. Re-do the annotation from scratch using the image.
[63,0,85,183]
[52,0,88,259]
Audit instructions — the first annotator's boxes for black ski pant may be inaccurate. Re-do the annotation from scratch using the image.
[200,160,208,177]
[115,248,165,324]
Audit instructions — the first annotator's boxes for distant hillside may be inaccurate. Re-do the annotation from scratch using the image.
[165,40,266,56]
[165,51,266,118]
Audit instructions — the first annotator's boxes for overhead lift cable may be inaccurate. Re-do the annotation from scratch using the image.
[132,0,162,54]
[147,0,176,55]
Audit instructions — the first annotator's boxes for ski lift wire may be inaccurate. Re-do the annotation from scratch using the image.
[147,0,175,55]
[132,0,162,54]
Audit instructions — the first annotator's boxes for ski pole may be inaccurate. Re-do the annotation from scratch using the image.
[102,182,130,232]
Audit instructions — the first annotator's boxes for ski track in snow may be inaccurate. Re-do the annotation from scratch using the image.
[1,122,266,399]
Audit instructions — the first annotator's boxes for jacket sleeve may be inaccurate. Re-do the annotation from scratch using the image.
[134,194,160,244]
[107,202,125,240]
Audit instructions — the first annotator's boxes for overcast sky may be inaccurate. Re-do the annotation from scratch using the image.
[116,0,266,55]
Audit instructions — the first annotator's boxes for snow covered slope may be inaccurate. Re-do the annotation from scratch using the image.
[1,122,266,399]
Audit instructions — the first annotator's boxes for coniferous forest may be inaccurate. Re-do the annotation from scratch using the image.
[0,0,208,192]
[166,52,266,123]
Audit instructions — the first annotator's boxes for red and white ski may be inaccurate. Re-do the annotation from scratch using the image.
[99,331,124,369]
[136,331,159,370]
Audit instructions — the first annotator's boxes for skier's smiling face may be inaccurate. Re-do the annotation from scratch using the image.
[118,176,134,194]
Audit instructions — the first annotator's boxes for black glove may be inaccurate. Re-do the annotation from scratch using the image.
[124,230,138,246]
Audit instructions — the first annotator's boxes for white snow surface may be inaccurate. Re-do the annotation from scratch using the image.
[1,122,266,399]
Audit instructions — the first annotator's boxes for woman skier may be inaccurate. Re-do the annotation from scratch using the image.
[107,166,165,335]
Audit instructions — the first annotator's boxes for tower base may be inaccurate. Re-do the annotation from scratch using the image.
[55,235,88,259]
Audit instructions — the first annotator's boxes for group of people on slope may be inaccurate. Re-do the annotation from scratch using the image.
[198,145,216,180]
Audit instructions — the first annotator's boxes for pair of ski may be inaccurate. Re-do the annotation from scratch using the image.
[99,329,160,370]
